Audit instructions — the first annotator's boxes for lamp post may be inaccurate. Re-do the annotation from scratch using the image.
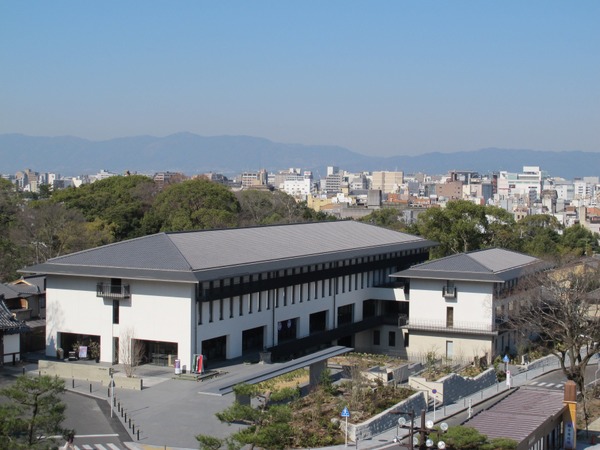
[391,409,448,450]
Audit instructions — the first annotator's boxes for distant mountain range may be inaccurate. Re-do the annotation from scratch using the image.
[1,132,598,180]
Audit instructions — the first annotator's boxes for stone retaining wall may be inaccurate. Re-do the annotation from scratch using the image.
[38,360,143,390]
[342,391,427,442]
[408,367,497,404]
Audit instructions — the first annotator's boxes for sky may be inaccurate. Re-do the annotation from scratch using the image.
[1,1,599,157]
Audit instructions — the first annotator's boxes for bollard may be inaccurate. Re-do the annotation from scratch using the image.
[118,402,121,412]
[132,423,135,433]
[108,387,110,397]
[137,430,140,440]
[121,408,124,418]
[125,411,127,422]
[128,418,131,429]
[72,379,75,388]
[22,367,25,375]
[90,383,92,393]
[113,397,116,407]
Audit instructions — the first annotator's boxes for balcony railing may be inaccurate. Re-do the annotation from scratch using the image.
[399,318,504,336]
[96,283,130,299]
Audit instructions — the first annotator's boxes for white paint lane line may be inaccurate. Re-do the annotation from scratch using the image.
[82,445,94,450]
[537,382,547,386]
[107,444,122,450]
[546,383,555,387]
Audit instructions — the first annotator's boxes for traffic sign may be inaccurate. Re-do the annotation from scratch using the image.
[341,407,350,417]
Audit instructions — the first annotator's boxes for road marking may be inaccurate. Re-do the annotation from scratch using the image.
[537,382,547,386]
[81,446,94,450]
[556,384,564,389]
[107,445,121,450]
[95,445,107,450]
[546,383,555,387]
[529,381,538,385]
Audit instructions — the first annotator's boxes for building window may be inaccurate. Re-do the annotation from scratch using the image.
[446,306,454,328]
[209,300,213,322]
[373,330,380,346]
[403,332,409,347]
[230,297,234,318]
[219,298,224,320]
[388,331,396,347]
[112,300,119,324]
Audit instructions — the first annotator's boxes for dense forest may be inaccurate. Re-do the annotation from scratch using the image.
[1,175,598,283]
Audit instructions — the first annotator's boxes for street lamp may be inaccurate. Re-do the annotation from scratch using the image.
[425,421,448,449]
[391,409,449,450]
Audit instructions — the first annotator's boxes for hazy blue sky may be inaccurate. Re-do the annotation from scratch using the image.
[1,1,598,156]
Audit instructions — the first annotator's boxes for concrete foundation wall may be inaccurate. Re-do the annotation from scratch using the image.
[38,360,143,390]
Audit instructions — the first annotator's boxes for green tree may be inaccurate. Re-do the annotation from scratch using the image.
[201,383,298,450]
[560,223,600,256]
[52,175,157,240]
[358,207,407,231]
[0,375,71,449]
[237,190,321,226]
[0,178,25,281]
[142,178,240,233]
[414,200,514,257]
[516,214,561,257]
[441,425,488,449]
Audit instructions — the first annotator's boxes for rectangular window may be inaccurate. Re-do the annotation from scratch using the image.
[229,297,234,318]
[446,340,454,359]
[112,300,119,324]
[373,330,380,346]
[197,301,202,325]
[209,300,213,322]
[322,279,326,298]
[446,307,454,328]
[388,331,396,347]
[314,281,318,300]
[239,295,244,316]
[219,298,224,320]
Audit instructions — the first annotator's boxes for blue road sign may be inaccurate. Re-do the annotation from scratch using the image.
[503,355,510,363]
[341,407,350,417]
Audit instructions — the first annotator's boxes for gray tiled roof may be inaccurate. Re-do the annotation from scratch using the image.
[463,388,564,443]
[393,248,541,283]
[0,284,19,300]
[21,221,436,283]
[0,299,28,334]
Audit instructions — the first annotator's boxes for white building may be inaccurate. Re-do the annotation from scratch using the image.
[393,248,541,364]
[22,221,436,370]
[497,166,543,201]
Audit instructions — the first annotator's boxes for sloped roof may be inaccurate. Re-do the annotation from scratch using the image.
[0,284,20,300]
[21,221,436,283]
[463,388,564,443]
[392,248,541,283]
[0,299,28,334]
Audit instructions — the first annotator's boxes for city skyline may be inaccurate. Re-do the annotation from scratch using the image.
[1,1,599,156]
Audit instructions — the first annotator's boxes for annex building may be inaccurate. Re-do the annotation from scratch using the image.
[22,221,436,371]
[393,248,542,363]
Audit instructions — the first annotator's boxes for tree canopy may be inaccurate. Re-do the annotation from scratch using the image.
[142,178,241,233]
[411,200,600,259]
[52,174,157,240]
[0,375,71,450]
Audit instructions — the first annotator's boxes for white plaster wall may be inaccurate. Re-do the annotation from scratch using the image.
[409,279,494,328]
[407,333,492,362]
[3,334,20,363]
[46,276,194,368]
